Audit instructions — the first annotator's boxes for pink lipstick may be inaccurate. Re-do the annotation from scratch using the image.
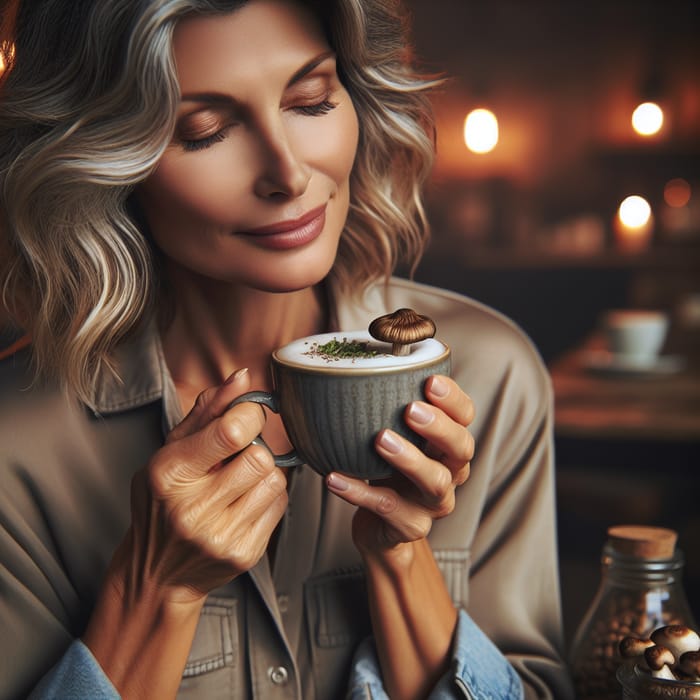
[238,204,327,250]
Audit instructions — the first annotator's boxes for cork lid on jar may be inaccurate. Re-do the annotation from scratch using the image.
[607,525,678,559]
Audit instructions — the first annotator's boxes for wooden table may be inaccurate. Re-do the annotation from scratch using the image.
[549,336,700,443]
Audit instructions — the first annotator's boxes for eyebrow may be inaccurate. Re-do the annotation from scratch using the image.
[180,50,336,105]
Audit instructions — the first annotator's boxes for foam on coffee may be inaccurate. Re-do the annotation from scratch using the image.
[274,330,448,371]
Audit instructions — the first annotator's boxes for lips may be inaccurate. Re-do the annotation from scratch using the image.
[238,204,327,250]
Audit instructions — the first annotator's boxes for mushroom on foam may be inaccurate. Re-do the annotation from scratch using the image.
[369,308,436,356]
[651,625,700,662]
[644,645,678,681]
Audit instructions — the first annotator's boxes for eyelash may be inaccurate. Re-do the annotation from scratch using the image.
[182,129,229,152]
[180,99,338,152]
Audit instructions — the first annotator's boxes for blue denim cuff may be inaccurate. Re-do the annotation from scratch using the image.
[28,639,120,699]
[347,609,524,700]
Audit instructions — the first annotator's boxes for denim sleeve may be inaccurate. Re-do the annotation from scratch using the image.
[346,609,524,700]
[28,640,120,699]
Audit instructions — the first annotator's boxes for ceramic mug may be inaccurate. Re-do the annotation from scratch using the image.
[604,310,669,364]
[230,330,451,479]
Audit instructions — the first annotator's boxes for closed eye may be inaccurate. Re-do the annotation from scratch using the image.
[293,99,337,116]
[181,127,231,152]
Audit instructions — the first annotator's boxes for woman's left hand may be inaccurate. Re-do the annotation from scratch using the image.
[325,374,474,555]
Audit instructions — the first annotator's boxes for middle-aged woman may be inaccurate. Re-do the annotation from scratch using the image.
[0,0,574,698]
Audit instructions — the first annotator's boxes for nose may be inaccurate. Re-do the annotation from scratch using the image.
[253,122,311,199]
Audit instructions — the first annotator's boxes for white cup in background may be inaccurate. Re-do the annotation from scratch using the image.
[604,310,669,364]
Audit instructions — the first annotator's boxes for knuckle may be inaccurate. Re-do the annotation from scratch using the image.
[375,491,399,515]
[240,443,276,477]
[455,462,471,486]
[217,413,251,452]
[146,454,173,500]
[432,490,455,519]
[194,386,217,411]
[168,500,197,539]
[430,465,453,500]
[265,468,288,495]
[406,514,432,541]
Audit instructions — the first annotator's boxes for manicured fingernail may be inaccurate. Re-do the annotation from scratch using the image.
[428,376,448,398]
[226,367,249,384]
[408,401,433,425]
[327,473,349,492]
[378,429,402,454]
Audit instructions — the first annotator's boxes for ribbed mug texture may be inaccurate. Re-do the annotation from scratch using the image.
[272,352,451,479]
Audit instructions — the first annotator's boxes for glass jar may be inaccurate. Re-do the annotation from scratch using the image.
[569,526,698,700]
[617,663,700,699]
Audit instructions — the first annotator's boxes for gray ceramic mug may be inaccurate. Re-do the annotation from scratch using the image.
[230,330,451,479]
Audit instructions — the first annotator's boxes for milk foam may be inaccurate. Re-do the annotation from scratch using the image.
[274,330,447,370]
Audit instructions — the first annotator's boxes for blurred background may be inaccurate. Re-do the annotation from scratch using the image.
[404,0,700,651]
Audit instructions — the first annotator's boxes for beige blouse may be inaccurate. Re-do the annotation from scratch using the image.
[0,278,574,699]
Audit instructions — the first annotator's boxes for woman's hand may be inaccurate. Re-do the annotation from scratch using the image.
[325,374,474,556]
[119,368,288,605]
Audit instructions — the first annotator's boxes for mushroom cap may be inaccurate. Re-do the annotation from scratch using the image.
[645,644,677,671]
[651,625,700,660]
[619,636,654,658]
[679,651,700,679]
[368,308,436,345]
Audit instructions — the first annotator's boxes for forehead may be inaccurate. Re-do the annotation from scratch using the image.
[172,0,330,93]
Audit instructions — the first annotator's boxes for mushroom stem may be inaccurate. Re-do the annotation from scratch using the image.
[393,342,410,356]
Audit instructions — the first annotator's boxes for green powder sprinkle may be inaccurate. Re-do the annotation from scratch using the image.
[305,338,379,362]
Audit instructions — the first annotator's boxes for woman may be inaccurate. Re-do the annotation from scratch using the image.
[0,0,573,698]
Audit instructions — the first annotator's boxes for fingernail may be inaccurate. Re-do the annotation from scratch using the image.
[327,473,349,492]
[408,401,433,425]
[225,367,249,384]
[428,376,448,398]
[378,429,402,454]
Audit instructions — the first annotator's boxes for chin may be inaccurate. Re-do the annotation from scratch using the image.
[240,257,335,294]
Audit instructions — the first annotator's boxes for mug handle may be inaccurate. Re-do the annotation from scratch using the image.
[228,391,304,469]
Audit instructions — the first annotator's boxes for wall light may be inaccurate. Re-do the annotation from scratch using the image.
[631,101,664,137]
[464,108,499,154]
[615,195,653,252]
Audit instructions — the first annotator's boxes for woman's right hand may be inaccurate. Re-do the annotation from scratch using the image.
[119,367,288,605]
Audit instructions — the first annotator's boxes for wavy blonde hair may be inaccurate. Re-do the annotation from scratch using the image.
[0,0,439,403]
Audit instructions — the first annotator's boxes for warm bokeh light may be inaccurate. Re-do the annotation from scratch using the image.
[618,195,652,228]
[0,43,14,79]
[664,178,691,208]
[615,195,653,252]
[631,101,664,136]
[464,108,499,154]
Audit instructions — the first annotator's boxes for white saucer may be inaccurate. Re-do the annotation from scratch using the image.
[582,350,685,377]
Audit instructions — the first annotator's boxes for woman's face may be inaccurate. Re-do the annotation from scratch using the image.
[138,0,359,293]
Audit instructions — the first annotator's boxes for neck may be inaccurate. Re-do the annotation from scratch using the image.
[160,274,328,398]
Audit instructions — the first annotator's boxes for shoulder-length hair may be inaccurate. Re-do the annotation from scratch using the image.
[0,0,438,403]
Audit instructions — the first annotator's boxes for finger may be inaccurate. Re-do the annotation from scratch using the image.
[375,429,455,511]
[403,401,475,472]
[169,444,279,527]
[423,375,475,427]
[181,478,288,572]
[326,473,433,542]
[167,368,251,444]
[152,401,268,489]
[220,488,289,569]
[224,465,288,529]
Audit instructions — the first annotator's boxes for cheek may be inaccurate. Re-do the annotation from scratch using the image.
[292,102,359,185]
[140,149,249,228]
